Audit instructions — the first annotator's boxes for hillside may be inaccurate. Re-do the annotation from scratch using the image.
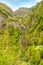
[14,7,29,16]
[0,2,14,17]
[0,0,43,65]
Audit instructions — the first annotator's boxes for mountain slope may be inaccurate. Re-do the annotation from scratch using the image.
[14,7,29,16]
[0,2,14,17]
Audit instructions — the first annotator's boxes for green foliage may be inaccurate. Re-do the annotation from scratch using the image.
[8,25,14,36]
[39,60,43,65]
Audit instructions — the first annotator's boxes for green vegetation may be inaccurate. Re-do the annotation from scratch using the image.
[0,0,43,65]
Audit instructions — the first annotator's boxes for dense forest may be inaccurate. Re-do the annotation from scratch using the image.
[0,0,43,65]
